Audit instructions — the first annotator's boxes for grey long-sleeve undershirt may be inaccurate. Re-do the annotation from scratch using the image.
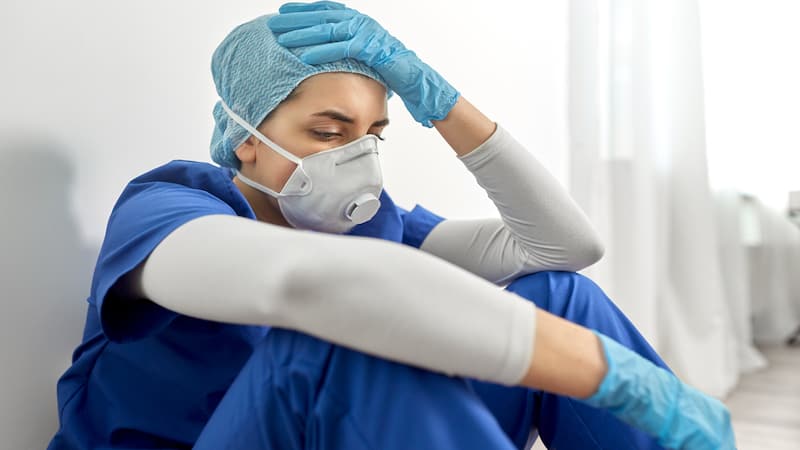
[422,124,603,285]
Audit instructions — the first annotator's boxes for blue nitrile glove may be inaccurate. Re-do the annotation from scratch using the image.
[582,333,737,450]
[268,1,460,127]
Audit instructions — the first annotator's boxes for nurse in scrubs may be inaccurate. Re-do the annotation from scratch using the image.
[48,2,735,449]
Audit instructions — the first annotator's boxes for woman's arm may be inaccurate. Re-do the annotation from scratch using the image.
[129,214,535,384]
[417,97,604,284]
[126,213,608,393]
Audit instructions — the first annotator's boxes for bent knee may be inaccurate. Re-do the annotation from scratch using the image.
[505,271,604,312]
[506,270,597,295]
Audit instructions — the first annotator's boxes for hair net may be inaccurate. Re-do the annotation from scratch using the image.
[210,14,389,169]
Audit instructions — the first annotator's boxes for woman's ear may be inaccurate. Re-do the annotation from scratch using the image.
[234,135,260,164]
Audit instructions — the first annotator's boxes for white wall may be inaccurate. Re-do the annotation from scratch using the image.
[0,1,569,446]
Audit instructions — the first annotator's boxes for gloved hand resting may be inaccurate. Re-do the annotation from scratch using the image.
[582,332,737,450]
[268,1,460,127]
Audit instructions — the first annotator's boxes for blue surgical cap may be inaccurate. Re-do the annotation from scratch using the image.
[210,14,389,169]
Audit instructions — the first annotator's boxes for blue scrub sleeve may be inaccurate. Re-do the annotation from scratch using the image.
[399,204,446,249]
[91,182,237,342]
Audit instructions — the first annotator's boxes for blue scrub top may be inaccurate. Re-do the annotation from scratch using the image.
[48,160,445,449]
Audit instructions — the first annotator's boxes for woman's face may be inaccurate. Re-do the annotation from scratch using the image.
[235,72,389,199]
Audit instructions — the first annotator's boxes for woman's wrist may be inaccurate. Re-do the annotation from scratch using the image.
[433,96,497,156]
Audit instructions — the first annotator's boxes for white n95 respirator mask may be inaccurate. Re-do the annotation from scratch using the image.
[221,101,383,234]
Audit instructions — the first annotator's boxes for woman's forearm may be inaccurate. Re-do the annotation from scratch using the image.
[524,310,607,397]
[433,96,497,156]
[132,214,537,385]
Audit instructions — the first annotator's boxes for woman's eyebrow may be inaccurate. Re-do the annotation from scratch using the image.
[372,118,390,128]
[310,110,390,127]
[311,110,355,124]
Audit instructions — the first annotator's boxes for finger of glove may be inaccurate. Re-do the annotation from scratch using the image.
[276,21,355,47]
[298,41,352,65]
[278,1,346,13]
[267,10,356,33]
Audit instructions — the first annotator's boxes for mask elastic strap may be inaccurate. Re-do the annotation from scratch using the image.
[234,170,283,198]
[219,100,303,166]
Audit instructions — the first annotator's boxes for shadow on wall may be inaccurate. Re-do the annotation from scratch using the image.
[0,136,98,449]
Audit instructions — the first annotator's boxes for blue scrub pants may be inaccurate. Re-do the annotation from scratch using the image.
[194,272,667,449]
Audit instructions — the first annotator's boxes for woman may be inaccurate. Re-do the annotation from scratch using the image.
[48,2,734,449]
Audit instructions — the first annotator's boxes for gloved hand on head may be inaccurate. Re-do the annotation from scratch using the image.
[582,332,737,450]
[268,1,460,127]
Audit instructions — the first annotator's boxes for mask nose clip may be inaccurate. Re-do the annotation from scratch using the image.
[346,193,381,224]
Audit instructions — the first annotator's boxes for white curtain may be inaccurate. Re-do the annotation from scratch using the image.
[746,199,800,344]
[567,0,743,397]
[713,191,767,373]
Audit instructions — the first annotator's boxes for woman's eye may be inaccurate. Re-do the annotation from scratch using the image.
[311,130,341,140]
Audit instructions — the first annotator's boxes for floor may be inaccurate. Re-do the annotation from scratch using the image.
[529,344,800,449]
[725,345,800,450]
